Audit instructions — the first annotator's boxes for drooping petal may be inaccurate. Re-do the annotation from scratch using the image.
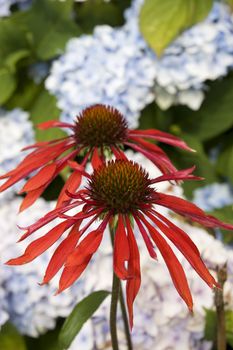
[139,213,193,311]
[133,213,157,259]
[57,216,111,293]
[128,129,195,152]
[57,262,92,294]
[19,186,46,213]
[146,210,218,288]
[155,193,233,230]
[150,166,203,184]
[37,120,74,130]
[91,147,103,170]
[113,214,130,279]
[68,161,91,178]
[125,216,141,330]
[125,141,177,174]
[6,220,74,265]
[19,163,57,193]
[65,228,104,267]
[56,171,82,208]
[42,222,82,284]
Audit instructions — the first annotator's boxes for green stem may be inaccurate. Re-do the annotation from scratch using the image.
[119,284,133,350]
[110,270,120,350]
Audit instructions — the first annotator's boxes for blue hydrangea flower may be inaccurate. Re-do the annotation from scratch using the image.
[46,0,233,128]
[193,183,233,211]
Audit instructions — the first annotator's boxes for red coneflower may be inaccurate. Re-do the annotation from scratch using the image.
[0,104,193,212]
[6,160,233,329]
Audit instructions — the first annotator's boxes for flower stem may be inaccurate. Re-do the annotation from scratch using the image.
[110,270,120,350]
[214,265,227,350]
[109,223,133,350]
[119,284,133,350]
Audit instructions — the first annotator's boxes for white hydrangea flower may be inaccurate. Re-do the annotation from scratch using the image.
[193,183,233,211]
[46,0,233,127]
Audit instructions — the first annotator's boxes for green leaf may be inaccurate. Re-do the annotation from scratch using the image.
[0,67,16,104]
[13,0,81,60]
[0,16,29,66]
[166,133,217,198]
[139,0,213,55]
[29,89,66,142]
[207,205,233,244]
[217,144,233,184]
[59,290,110,349]
[0,323,26,350]
[204,309,233,346]
[204,309,217,341]
[175,76,233,141]
[75,0,130,33]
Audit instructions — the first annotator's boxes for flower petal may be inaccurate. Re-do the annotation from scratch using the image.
[113,214,130,279]
[6,220,73,265]
[147,210,218,288]
[42,222,81,284]
[155,193,233,230]
[125,216,141,330]
[139,213,193,312]
[19,163,57,193]
[128,129,195,152]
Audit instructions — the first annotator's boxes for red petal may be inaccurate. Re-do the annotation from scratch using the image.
[6,220,73,265]
[125,141,177,174]
[19,163,57,193]
[147,210,218,288]
[113,214,130,279]
[128,129,195,152]
[150,166,203,184]
[66,228,104,267]
[91,147,103,170]
[19,186,46,213]
[125,216,141,330]
[57,261,92,293]
[133,214,157,259]
[42,222,81,284]
[155,193,233,230]
[139,214,193,311]
[67,161,91,178]
[37,120,74,130]
[110,146,128,160]
[56,171,82,208]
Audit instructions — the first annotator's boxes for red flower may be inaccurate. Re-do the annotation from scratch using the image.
[6,160,233,329]
[0,104,193,212]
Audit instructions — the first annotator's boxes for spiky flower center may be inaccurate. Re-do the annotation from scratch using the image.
[88,160,154,213]
[75,104,128,147]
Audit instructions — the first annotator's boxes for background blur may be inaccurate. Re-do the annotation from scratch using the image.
[0,0,233,349]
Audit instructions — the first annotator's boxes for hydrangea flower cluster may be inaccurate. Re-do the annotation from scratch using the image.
[46,0,233,128]
[0,197,87,337]
[0,109,34,201]
[193,183,233,211]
